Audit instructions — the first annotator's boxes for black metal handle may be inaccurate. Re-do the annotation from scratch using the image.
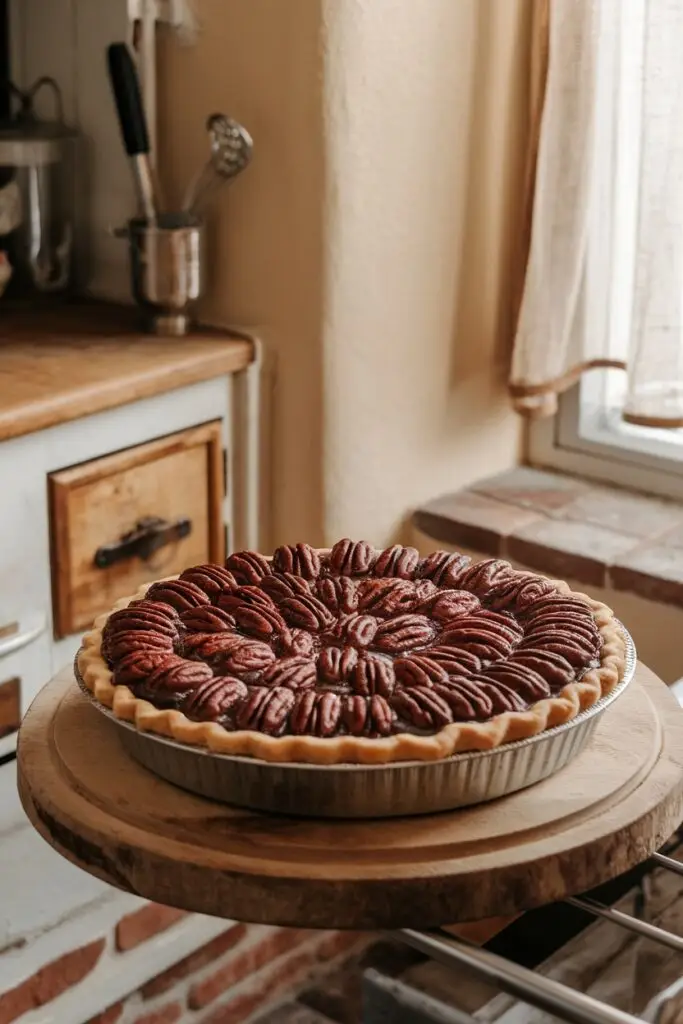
[106,42,150,157]
[94,516,192,569]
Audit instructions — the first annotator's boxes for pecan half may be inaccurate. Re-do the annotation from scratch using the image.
[428,590,481,622]
[509,650,575,689]
[273,543,321,580]
[218,640,276,678]
[342,694,369,735]
[436,677,493,718]
[473,679,527,713]
[328,538,376,576]
[103,629,174,666]
[235,686,295,735]
[183,677,247,720]
[351,655,396,697]
[290,690,318,734]
[373,614,435,654]
[373,544,420,579]
[342,613,379,648]
[526,614,599,644]
[144,656,214,699]
[261,656,317,691]
[260,572,312,601]
[182,632,244,661]
[103,603,179,641]
[357,578,418,617]
[392,688,452,730]
[485,572,556,612]
[279,594,335,631]
[112,651,174,686]
[522,595,594,622]
[520,630,593,663]
[179,564,238,600]
[316,576,359,615]
[317,645,358,683]
[438,623,514,662]
[431,683,478,721]
[456,559,514,595]
[368,694,394,736]
[225,550,272,585]
[483,663,550,702]
[233,603,287,640]
[145,579,211,612]
[180,606,236,633]
[219,585,276,614]
[277,628,316,658]
[394,655,448,688]
[417,551,471,587]
[290,691,342,737]
[425,645,481,675]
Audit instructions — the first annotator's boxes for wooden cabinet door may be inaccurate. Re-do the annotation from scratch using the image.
[49,422,225,638]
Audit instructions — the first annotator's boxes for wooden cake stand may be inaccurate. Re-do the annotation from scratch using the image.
[16,664,683,930]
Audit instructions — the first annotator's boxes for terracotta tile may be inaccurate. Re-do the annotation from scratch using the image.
[413,492,541,557]
[558,487,683,540]
[508,519,637,587]
[611,544,683,607]
[472,467,590,513]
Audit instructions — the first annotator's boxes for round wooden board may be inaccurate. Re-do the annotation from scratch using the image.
[17,665,683,930]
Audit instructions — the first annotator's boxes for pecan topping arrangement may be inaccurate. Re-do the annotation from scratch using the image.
[101,538,605,742]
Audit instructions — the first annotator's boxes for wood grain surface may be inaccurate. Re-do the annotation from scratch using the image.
[49,422,225,636]
[0,302,253,442]
[17,664,683,930]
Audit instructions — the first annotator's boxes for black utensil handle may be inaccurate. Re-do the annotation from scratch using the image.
[107,42,149,157]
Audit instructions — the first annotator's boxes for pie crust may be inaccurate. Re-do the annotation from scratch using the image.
[77,545,626,765]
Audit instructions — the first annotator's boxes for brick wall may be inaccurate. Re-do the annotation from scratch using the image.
[0,903,367,1024]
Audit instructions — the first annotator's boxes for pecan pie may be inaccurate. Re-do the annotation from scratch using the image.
[77,540,626,764]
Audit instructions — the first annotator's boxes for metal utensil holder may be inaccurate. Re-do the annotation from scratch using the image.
[114,213,203,336]
[392,846,683,1024]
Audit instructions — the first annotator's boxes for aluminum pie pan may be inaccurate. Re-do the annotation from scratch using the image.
[75,624,636,819]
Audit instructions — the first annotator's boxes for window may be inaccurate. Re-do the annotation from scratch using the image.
[528,0,683,501]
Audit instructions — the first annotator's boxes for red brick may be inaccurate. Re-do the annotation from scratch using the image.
[189,929,312,1009]
[202,932,363,1024]
[116,904,188,952]
[0,940,105,1024]
[132,1004,183,1024]
[141,923,248,999]
[85,1004,124,1024]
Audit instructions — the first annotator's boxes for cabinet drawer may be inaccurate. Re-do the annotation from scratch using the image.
[49,422,225,638]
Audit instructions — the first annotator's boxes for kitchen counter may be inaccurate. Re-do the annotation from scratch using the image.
[0,302,254,442]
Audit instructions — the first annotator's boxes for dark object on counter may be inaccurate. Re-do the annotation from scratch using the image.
[106,42,158,224]
[0,77,77,300]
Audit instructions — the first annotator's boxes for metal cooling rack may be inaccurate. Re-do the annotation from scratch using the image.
[394,846,683,1024]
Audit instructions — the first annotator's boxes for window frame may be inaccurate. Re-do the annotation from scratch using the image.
[528,383,683,502]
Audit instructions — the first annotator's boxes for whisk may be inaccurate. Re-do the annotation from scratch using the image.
[182,113,253,216]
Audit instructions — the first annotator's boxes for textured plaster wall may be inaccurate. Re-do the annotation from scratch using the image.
[158,0,529,548]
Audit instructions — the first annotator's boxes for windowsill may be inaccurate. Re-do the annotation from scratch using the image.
[414,467,683,606]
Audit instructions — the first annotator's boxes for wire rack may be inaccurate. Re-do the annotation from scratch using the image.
[394,845,683,1024]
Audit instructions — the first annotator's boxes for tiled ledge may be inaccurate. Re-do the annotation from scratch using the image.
[414,467,683,606]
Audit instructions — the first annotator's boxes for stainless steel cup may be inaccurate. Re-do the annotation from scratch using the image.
[118,214,204,336]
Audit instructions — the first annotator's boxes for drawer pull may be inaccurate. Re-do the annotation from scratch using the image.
[0,614,46,660]
[94,515,192,569]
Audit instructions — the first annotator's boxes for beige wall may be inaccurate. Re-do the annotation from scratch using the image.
[158,0,529,549]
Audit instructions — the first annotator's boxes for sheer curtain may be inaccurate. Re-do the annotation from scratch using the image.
[510,0,683,427]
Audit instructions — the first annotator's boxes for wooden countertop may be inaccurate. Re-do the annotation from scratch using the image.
[0,302,254,442]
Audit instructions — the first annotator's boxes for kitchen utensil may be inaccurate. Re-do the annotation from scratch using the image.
[0,77,78,299]
[106,42,158,224]
[115,213,203,336]
[182,112,252,215]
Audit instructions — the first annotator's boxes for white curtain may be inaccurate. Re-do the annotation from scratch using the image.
[510,0,683,427]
